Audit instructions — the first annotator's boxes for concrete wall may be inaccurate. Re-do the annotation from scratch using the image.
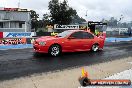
[0,11,30,21]
[0,11,31,32]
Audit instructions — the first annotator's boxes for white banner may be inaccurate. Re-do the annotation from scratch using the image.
[54,24,79,29]
[3,32,36,38]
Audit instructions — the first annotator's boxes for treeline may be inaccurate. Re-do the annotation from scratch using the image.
[102,17,132,28]
[30,0,86,32]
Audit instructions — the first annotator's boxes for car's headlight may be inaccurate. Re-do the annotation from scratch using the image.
[39,41,46,46]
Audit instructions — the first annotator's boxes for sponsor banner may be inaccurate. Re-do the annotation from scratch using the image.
[79,25,87,30]
[51,32,58,36]
[0,38,26,45]
[88,22,107,26]
[54,24,87,30]
[0,32,3,38]
[4,8,18,11]
[3,32,36,38]
[0,7,28,12]
[54,24,79,29]
[17,8,28,12]
[0,38,37,45]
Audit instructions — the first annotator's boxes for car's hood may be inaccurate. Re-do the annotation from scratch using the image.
[36,36,60,41]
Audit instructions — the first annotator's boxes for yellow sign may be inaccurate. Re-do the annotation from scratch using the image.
[51,32,58,36]
[79,26,87,30]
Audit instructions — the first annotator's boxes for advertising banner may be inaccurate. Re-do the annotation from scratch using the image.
[54,24,79,29]
[3,32,36,38]
[0,7,28,12]
[0,38,37,45]
[0,38,26,45]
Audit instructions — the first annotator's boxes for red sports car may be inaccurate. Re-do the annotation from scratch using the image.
[33,30,105,56]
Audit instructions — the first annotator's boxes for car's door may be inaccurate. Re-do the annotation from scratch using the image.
[82,32,95,50]
[64,31,84,51]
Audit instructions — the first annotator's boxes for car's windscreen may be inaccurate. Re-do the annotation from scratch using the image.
[57,31,73,38]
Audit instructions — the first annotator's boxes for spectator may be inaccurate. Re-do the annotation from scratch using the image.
[128,27,131,36]
[95,29,99,36]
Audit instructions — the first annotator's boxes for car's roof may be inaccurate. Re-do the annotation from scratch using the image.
[67,30,85,32]
[67,30,94,35]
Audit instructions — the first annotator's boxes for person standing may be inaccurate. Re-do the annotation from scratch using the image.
[128,27,131,36]
[95,29,99,36]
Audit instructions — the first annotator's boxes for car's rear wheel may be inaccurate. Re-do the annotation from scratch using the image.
[91,44,99,52]
[49,44,61,56]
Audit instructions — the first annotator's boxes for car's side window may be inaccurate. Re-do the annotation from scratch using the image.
[83,32,94,39]
[70,31,83,39]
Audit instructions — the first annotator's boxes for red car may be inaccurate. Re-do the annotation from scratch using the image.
[33,30,105,56]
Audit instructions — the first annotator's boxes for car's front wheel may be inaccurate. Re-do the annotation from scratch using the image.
[49,44,61,56]
[91,44,99,52]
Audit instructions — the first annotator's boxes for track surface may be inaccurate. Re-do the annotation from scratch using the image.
[0,41,132,81]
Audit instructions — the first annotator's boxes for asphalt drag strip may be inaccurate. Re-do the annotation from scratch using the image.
[0,56,132,88]
[0,41,132,81]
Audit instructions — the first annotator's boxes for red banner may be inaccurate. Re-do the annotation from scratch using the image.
[0,32,3,38]
[4,8,18,11]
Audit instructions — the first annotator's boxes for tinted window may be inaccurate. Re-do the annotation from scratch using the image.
[57,30,73,38]
[70,31,83,39]
[83,32,94,39]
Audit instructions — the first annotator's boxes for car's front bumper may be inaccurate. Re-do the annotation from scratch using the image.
[33,44,49,53]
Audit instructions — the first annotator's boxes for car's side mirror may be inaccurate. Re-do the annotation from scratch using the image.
[68,37,75,39]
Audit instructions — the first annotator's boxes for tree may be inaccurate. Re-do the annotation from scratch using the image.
[71,15,86,24]
[37,20,44,28]
[30,10,39,31]
[48,0,77,25]
[48,0,60,24]
[107,17,118,27]
[43,13,52,27]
